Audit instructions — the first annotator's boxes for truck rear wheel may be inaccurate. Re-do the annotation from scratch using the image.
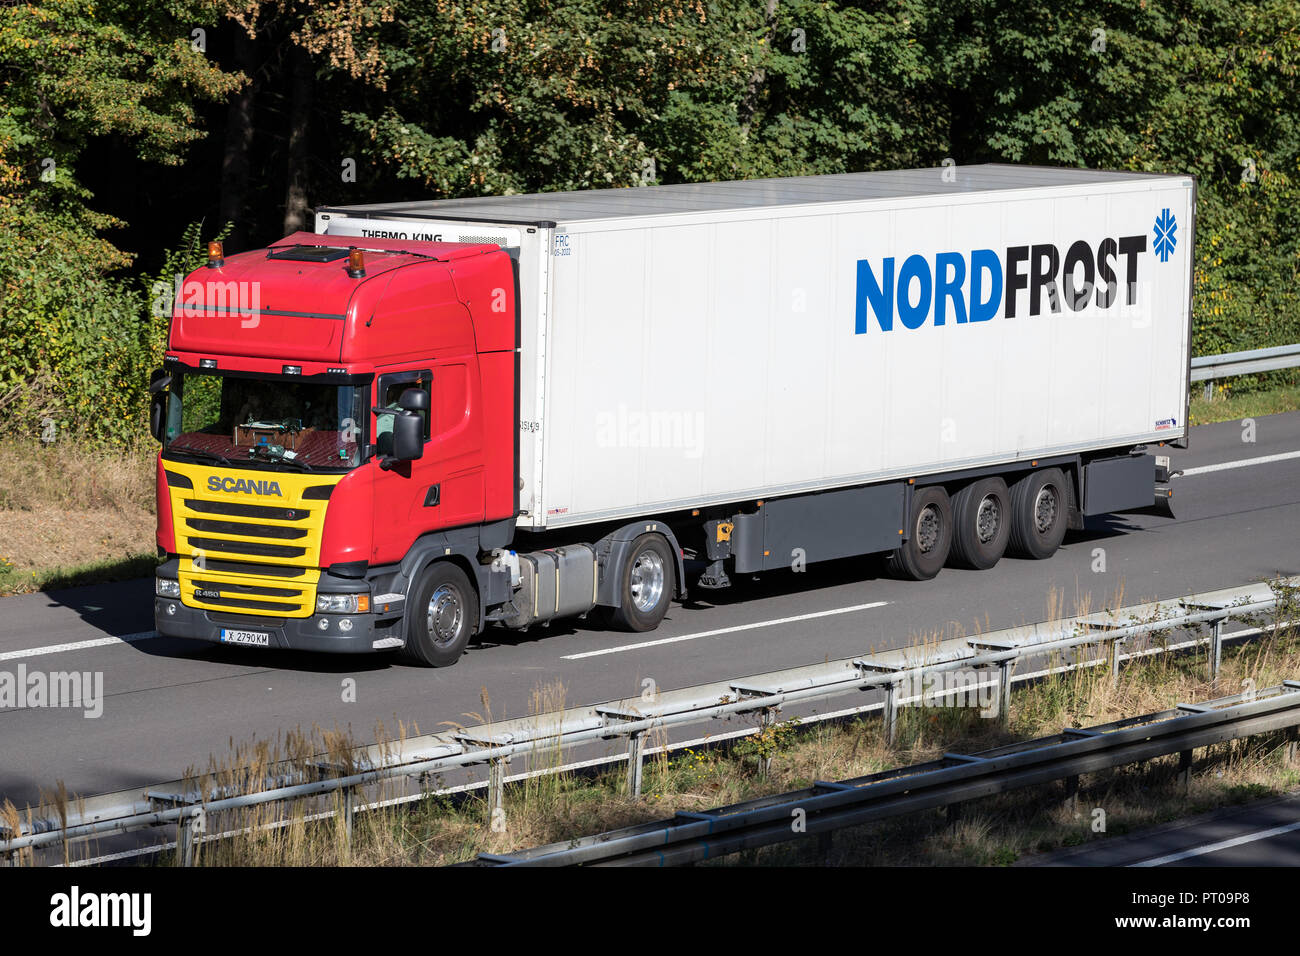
[886,486,952,580]
[1008,468,1068,560]
[949,477,1010,570]
[401,562,476,667]
[607,533,674,632]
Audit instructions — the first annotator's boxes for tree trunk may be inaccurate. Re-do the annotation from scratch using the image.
[738,0,779,140]
[281,45,314,234]
[219,26,258,251]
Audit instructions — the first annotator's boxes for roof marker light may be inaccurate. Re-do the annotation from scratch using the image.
[207,241,224,269]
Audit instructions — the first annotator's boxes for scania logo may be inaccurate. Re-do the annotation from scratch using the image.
[207,476,283,496]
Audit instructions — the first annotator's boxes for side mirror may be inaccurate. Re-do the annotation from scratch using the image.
[398,388,428,413]
[390,411,424,464]
[150,391,167,443]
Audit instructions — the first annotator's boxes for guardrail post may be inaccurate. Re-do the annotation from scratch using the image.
[1202,379,1213,401]
[1208,621,1223,683]
[178,813,196,868]
[1286,727,1298,766]
[882,680,899,746]
[997,661,1013,725]
[626,731,645,798]
[1109,637,1125,689]
[1177,749,1193,795]
[488,757,508,816]
[343,786,356,845]
[1063,774,1079,814]
[759,708,776,778]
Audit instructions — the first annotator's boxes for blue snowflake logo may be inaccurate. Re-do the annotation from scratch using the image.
[1153,208,1177,262]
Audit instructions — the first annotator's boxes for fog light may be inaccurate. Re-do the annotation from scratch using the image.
[166,603,177,616]
[156,578,181,598]
[317,618,330,631]
[338,618,353,632]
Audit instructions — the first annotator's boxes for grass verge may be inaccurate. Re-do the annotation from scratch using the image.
[1188,378,1300,425]
[40,587,1287,868]
[0,439,156,596]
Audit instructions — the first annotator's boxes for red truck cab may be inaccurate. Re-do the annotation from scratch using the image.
[152,233,517,663]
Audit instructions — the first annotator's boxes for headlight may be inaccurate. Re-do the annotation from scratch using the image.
[156,578,181,598]
[316,593,369,614]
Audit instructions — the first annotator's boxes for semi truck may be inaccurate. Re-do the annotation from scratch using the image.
[151,164,1194,666]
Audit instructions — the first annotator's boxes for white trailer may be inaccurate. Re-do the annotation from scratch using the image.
[316,165,1192,632]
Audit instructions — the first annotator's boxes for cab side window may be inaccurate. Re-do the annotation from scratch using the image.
[374,371,431,457]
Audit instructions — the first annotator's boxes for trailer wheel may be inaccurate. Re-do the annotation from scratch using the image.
[949,477,1010,570]
[886,485,952,580]
[608,533,674,632]
[1008,468,1068,560]
[401,562,476,667]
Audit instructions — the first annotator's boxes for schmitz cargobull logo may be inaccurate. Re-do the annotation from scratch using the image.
[207,475,283,496]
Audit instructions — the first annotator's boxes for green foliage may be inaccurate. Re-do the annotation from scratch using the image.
[0,0,240,445]
[2,0,1299,446]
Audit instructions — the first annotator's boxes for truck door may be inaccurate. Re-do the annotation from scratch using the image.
[371,368,434,564]
[371,363,486,563]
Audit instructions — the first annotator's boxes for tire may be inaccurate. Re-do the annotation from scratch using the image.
[1008,468,1068,560]
[607,533,674,632]
[949,477,1011,570]
[400,562,477,667]
[886,485,952,581]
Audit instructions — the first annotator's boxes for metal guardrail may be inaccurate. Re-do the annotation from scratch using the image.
[1191,343,1300,398]
[1,576,1296,864]
[476,682,1300,866]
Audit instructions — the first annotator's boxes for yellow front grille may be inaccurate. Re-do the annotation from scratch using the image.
[165,462,343,618]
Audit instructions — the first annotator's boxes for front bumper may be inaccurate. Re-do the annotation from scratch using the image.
[155,597,393,654]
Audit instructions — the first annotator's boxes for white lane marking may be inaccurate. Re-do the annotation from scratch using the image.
[0,630,160,662]
[561,601,890,660]
[1180,450,1300,477]
[1130,818,1300,867]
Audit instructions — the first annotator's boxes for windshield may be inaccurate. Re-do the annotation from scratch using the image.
[162,371,368,471]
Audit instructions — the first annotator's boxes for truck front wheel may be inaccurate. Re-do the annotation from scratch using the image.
[1008,468,1068,560]
[401,562,476,667]
[887,486,952,580]
[608,533,674,632]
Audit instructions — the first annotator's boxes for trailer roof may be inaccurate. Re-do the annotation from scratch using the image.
[319,164,1185,227]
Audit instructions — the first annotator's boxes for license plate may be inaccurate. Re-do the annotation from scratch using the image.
[220,628,269,647]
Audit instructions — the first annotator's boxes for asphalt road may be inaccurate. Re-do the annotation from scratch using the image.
[2,412,1298,809]
[1020,789,1300,866]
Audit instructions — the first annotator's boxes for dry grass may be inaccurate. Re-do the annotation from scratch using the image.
[18,588,1296,868]
[0,439,156,592]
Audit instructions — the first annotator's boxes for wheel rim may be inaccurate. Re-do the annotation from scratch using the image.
[916,503,942,553]
[426,584,464,647]
[976,494,1001,544]
[630,552,665,613]
[1033,485,1058,535]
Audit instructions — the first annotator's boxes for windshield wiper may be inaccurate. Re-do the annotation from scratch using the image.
[167,444,231,466]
